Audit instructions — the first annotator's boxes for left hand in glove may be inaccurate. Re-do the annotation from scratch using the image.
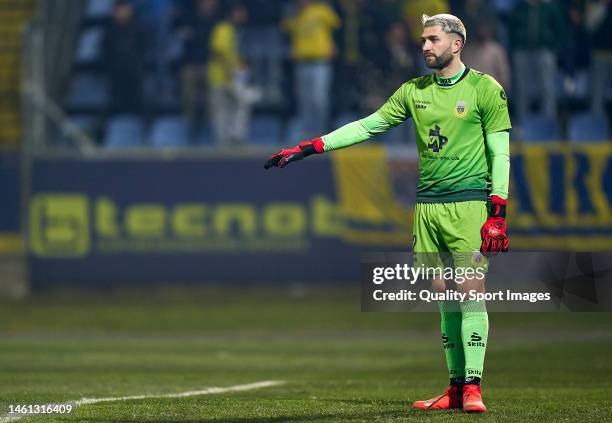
[264,138,324,169]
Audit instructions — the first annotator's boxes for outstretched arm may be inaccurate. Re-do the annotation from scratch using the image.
[264,112,391,169]
[265,82,410,169]
[321,112,391,150]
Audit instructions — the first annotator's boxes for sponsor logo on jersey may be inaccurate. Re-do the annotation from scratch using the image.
[415,100,430,110]
[454,101,468,118]
[427,125,448,152]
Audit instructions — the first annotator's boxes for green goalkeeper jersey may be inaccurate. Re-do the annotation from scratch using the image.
[378,68,511,203]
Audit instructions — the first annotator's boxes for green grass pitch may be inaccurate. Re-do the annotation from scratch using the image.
[1,286,611,422]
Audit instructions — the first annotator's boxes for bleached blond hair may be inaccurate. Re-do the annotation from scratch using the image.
[422,13,467,45]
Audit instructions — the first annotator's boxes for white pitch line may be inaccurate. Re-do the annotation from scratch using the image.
[0,380,285,422]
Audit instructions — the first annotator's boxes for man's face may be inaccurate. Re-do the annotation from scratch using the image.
[420,25,456,70]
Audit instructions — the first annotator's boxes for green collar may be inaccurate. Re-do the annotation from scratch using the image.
[434,64,466,86]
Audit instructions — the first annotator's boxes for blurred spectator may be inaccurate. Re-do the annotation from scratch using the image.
[361,0,402,59]
[103,0,147,114]
[561,0,592,101]
[586,0,612,115]
[335,0,365,112]
[240,1,285,107]
[176,0,218,127]
[337,0,362,67]
[283,0,341,137]
[509,0,565,121]
[402,0,448,45]
[207,2,252,146]
[132,0,177,105]
[454,0,499,40]
[462,22,511,90]
[383,22,416,85]
[362,21,416,111]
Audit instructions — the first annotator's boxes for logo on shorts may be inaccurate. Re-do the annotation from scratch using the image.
[454,101,468,118]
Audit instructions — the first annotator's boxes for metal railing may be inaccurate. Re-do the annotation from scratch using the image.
[22,0,89,153]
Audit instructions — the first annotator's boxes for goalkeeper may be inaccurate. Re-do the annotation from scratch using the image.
[265,13,510,413]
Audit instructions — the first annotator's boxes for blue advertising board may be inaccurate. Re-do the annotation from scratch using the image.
[27,143,612,287]
[28,156,365,286]
[0,151,20,233]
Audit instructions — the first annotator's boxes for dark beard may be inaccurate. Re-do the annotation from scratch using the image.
[425,49,454,70]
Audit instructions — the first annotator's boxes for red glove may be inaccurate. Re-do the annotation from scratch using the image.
[264,138,324,169]
[481,195,509,253]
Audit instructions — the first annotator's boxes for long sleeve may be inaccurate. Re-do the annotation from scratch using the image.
[321,112,391,151]
[486,130,510,199]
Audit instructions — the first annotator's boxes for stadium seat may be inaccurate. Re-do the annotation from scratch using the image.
[65,73,109,112]
[568,112,610,143]
[150,116,190,147]
[250,116,283,145]
[75,27,104,66]
[520,115,561,143]
[104,115,145,148]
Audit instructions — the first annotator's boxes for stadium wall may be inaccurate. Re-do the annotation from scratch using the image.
[26,144,612,287]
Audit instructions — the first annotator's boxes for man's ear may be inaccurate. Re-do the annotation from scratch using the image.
[453,37,463,54]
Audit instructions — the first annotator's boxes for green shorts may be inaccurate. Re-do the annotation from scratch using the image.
[413,201,488,272]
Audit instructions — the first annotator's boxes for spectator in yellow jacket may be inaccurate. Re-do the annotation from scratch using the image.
[207,2,251,146]
[283,0,341,137]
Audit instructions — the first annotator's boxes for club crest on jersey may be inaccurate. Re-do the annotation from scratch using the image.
[454,101,468,118]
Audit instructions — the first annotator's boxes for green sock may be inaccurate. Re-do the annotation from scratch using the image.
[461,300,489,381]
[439,300,465,380]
